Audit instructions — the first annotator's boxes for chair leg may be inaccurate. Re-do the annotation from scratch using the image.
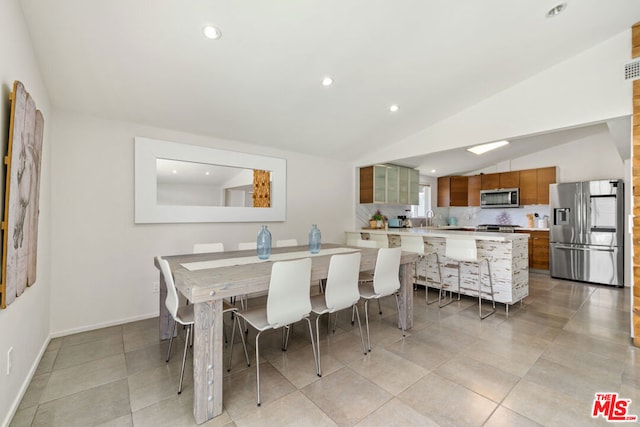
[352,305,367,354]
[255,331,263,406]
[426,253,442,305]
[227,313,250,372]
[439,262,461,308]
[166,319,177,363]
[364,299,372,352]
[394,294,406,337]
[478,259,496,320]
[282,325,292,351]
[377,299,382,315]
[304,317,319,378]
[178,325,191,395]
[332,311,338,333]
[315,314,323,377]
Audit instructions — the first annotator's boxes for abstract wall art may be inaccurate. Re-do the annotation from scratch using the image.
[0,81,44,308]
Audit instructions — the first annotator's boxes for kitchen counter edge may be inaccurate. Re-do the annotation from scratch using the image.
[351,228,530,241]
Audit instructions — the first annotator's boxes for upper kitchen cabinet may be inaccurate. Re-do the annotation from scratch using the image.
[481,171,519,190]
[481,173,500,190]
[359,165,387,203]
[499,171,519,188]
[360,164,419,205]
[468,175,481,206]
[536,166,557,204]
[437,176,450,207]
[450,176,469,206]
[439,175,476,206]
[386,165,399,204]
[519,166,557,205]
[399,167,420,205]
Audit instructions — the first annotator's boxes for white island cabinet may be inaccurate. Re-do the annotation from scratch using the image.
[346,228,529,312]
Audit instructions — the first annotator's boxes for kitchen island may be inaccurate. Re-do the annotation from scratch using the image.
[346,228,529,312]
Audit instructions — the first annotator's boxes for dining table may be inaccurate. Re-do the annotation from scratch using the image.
[155,243,417,424]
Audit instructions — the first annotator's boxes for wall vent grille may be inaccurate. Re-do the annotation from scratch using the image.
[625,60,640,80]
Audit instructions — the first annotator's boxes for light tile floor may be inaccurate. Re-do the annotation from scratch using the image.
[10,273,639,427]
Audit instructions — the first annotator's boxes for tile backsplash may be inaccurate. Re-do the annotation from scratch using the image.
[357,204,551,228]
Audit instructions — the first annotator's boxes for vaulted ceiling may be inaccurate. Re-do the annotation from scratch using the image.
[19,0,640,172]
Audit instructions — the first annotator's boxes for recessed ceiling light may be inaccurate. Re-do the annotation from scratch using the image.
[389,104,399,112]
[467,140,510,155]
[205,171,210,176]
[172,169,178,174]
[321,77,333,87]
[203,25,222,40]
[431,169,436,173]
[546,3,567,18]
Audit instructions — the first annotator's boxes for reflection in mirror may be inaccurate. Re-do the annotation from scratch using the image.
[155,159,270,207]
[135,137,286,223]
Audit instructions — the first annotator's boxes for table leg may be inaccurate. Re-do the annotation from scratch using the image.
[159,273,173,340]
[398,263,414,330]
[193,299,224,423]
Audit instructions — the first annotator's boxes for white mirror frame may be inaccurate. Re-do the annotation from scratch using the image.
[134,137,286,223]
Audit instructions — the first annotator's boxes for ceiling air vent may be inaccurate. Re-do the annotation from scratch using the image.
[625,59,640,80]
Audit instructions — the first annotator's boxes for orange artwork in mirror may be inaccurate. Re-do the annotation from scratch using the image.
[253,169,271,208]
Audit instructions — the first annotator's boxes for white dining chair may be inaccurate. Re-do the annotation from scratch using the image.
[311,252,366,376]
[157,256,249,394]
[238,241,257,250]
[192,242,224,254]
[440,237,496,319]
[229,258,318,406]
[355,239,382,315]
[400,235,442,304]
[275,238,298,248]
[359,247,404,352]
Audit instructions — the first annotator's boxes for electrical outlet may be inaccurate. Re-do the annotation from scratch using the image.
[7,347,13,375]
[152,282,160,294]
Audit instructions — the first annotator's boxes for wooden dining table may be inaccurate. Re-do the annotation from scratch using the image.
[155,243,417,424]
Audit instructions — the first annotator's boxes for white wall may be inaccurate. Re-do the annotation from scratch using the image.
[49,111,354,335]
[357,30,632,166]
[474,129,625,182]
[0,1,52,425]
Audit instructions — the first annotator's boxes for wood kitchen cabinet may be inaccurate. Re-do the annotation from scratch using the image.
[437,176,450,207]
[481,173,500,190]
[536,166,556,204]
[519,166,557,205]
[450,176,468,206]
[499,171,519,188]
[467,175,481,206]
[360,165,387,203]
[516,229,549,270]
[519,168,538,205]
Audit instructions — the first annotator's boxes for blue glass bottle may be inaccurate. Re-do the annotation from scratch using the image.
[308,224,321,254]
[257,225,272,260]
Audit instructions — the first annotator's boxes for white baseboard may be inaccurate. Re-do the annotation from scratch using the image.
[2,336,51,427]
[50,312,158,339]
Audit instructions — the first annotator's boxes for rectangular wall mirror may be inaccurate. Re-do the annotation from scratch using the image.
[135,137,286,223]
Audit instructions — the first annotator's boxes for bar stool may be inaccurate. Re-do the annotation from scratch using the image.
[439,237,496,319]
[400,235,441,304]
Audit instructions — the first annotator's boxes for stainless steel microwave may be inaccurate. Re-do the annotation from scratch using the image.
[480,188,520,208]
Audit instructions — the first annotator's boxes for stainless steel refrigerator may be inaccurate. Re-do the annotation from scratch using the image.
[549,179,624,287]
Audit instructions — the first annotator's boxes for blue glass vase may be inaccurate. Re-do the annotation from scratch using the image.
[257,225,272,260]
[308,224,321,254]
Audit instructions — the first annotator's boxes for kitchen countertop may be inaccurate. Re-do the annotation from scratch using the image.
[352,227,530,241]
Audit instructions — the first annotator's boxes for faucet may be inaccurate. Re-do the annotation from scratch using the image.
[426,210,434,227]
